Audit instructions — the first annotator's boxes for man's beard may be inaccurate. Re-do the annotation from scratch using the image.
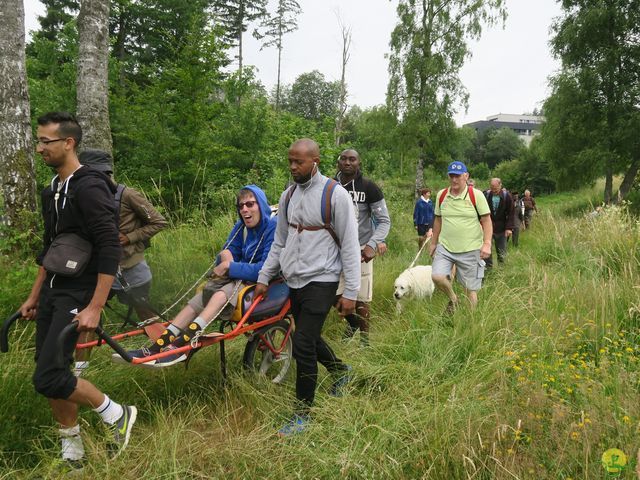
[294,171,313,184]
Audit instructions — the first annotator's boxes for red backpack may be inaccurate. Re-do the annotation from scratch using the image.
[437,186,480,220]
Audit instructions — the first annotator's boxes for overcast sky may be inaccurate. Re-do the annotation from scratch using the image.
[23,0,562,125]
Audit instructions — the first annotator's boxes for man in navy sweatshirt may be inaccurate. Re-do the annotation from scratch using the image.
[255,138,360,436]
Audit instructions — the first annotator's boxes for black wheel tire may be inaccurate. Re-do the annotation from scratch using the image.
[242,319,292,384]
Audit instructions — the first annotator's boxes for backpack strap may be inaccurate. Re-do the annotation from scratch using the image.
[441,186,480,220]
[468,186,477,207]
[114,184,126,227]
[287,179,341,247]
[283,184,297,222]
[468,186,481,220]
[438,188,449,208]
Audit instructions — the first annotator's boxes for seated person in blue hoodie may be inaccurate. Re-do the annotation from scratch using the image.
[120,185,277,367]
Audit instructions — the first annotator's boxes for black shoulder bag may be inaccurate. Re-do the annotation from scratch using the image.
[42,175,93,277]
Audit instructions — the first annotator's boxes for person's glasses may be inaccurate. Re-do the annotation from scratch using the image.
[36,138,67,146]
[238,200,257,209]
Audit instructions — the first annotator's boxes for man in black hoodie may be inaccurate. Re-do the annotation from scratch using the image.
[19,112,136,469]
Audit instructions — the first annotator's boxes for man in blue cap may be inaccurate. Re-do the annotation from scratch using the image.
[429,161,493,312]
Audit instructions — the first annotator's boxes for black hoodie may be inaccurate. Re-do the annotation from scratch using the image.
[37,165,122,289]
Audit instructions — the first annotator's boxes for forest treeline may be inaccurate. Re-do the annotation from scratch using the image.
[1,0,639,236]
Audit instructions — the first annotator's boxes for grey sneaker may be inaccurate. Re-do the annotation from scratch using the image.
[109,405,137,458]
[112,346,157,366]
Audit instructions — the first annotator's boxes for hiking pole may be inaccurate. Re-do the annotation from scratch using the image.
[409,236,431,269]
[1,311,21,353]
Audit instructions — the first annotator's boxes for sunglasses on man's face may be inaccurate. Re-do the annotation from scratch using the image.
[238,200,257,209]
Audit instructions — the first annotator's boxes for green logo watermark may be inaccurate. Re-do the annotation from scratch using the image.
[601,448,627,476]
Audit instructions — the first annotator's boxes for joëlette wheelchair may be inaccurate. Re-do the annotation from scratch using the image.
[1,279,294,384]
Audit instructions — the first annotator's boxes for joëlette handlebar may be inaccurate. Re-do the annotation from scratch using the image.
[0,311,21,353]
[56,320,134,368]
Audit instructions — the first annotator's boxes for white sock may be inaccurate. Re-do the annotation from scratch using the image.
[60,425,85,461]
[73,361,89,378]
[193,316,208,330]
[166,324,181,336]
[94,395,124,425]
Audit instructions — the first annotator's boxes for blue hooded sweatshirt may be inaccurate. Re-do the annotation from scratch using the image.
[225,185,277,282]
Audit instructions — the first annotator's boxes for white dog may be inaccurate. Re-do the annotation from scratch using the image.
[393,265,435,312]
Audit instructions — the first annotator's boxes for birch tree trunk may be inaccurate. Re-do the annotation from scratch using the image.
[77,0,112,154]
[415,151,425,196]
[0,0,37,228]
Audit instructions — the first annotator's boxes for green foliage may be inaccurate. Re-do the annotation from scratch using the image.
[256,0,301,51]
[27,20,78,117]
[211,0,268,73]
[483,127,525,169]
[542,0,640,203]
[492,139,555,195]
[341,105,402,177]
[280,70,340,123]
[469,162,490,184]
[387,0,506,186]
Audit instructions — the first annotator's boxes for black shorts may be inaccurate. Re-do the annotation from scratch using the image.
[33,285,92,399]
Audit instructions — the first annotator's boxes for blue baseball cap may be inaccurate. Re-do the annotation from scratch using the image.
[447,161,468,175]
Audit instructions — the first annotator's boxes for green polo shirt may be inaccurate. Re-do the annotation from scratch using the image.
[434,186,490,253]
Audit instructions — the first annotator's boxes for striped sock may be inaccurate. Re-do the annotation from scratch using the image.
[94,395,124,425]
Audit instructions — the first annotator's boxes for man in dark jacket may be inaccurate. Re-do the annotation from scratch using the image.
[19,112,136,469]
[510,191,523,247]
[484,178,515,268]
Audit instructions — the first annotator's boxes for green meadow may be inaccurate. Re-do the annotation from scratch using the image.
[1,180,638,479]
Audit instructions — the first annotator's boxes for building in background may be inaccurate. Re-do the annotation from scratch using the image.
[464,113,544,146]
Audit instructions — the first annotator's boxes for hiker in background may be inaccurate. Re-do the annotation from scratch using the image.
[522,189,539,229]
[429,161,492,312]
[255,138,360,436]
[335,148,391,346]
[77,149,168,376]
[79,150,167,322]
[117,185,277,368]
[20,112,135,470]
[484,178,515,268]
[413,187,434,250]
[510,191,524,247]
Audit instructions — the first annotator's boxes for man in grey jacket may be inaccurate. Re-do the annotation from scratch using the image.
[335,149,390,345]
[255,138,361,436]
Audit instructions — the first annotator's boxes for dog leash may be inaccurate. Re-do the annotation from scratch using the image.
[408,236,431,269]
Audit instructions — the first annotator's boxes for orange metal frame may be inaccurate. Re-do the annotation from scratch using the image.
[76,294,293,366]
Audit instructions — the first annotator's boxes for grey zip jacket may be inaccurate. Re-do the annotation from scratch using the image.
[257,169,361,300]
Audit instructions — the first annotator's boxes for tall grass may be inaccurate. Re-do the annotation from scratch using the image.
[1,181,639,479]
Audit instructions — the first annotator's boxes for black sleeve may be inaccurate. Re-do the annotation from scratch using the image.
[364,179,384,204]
[75,178,121,276]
